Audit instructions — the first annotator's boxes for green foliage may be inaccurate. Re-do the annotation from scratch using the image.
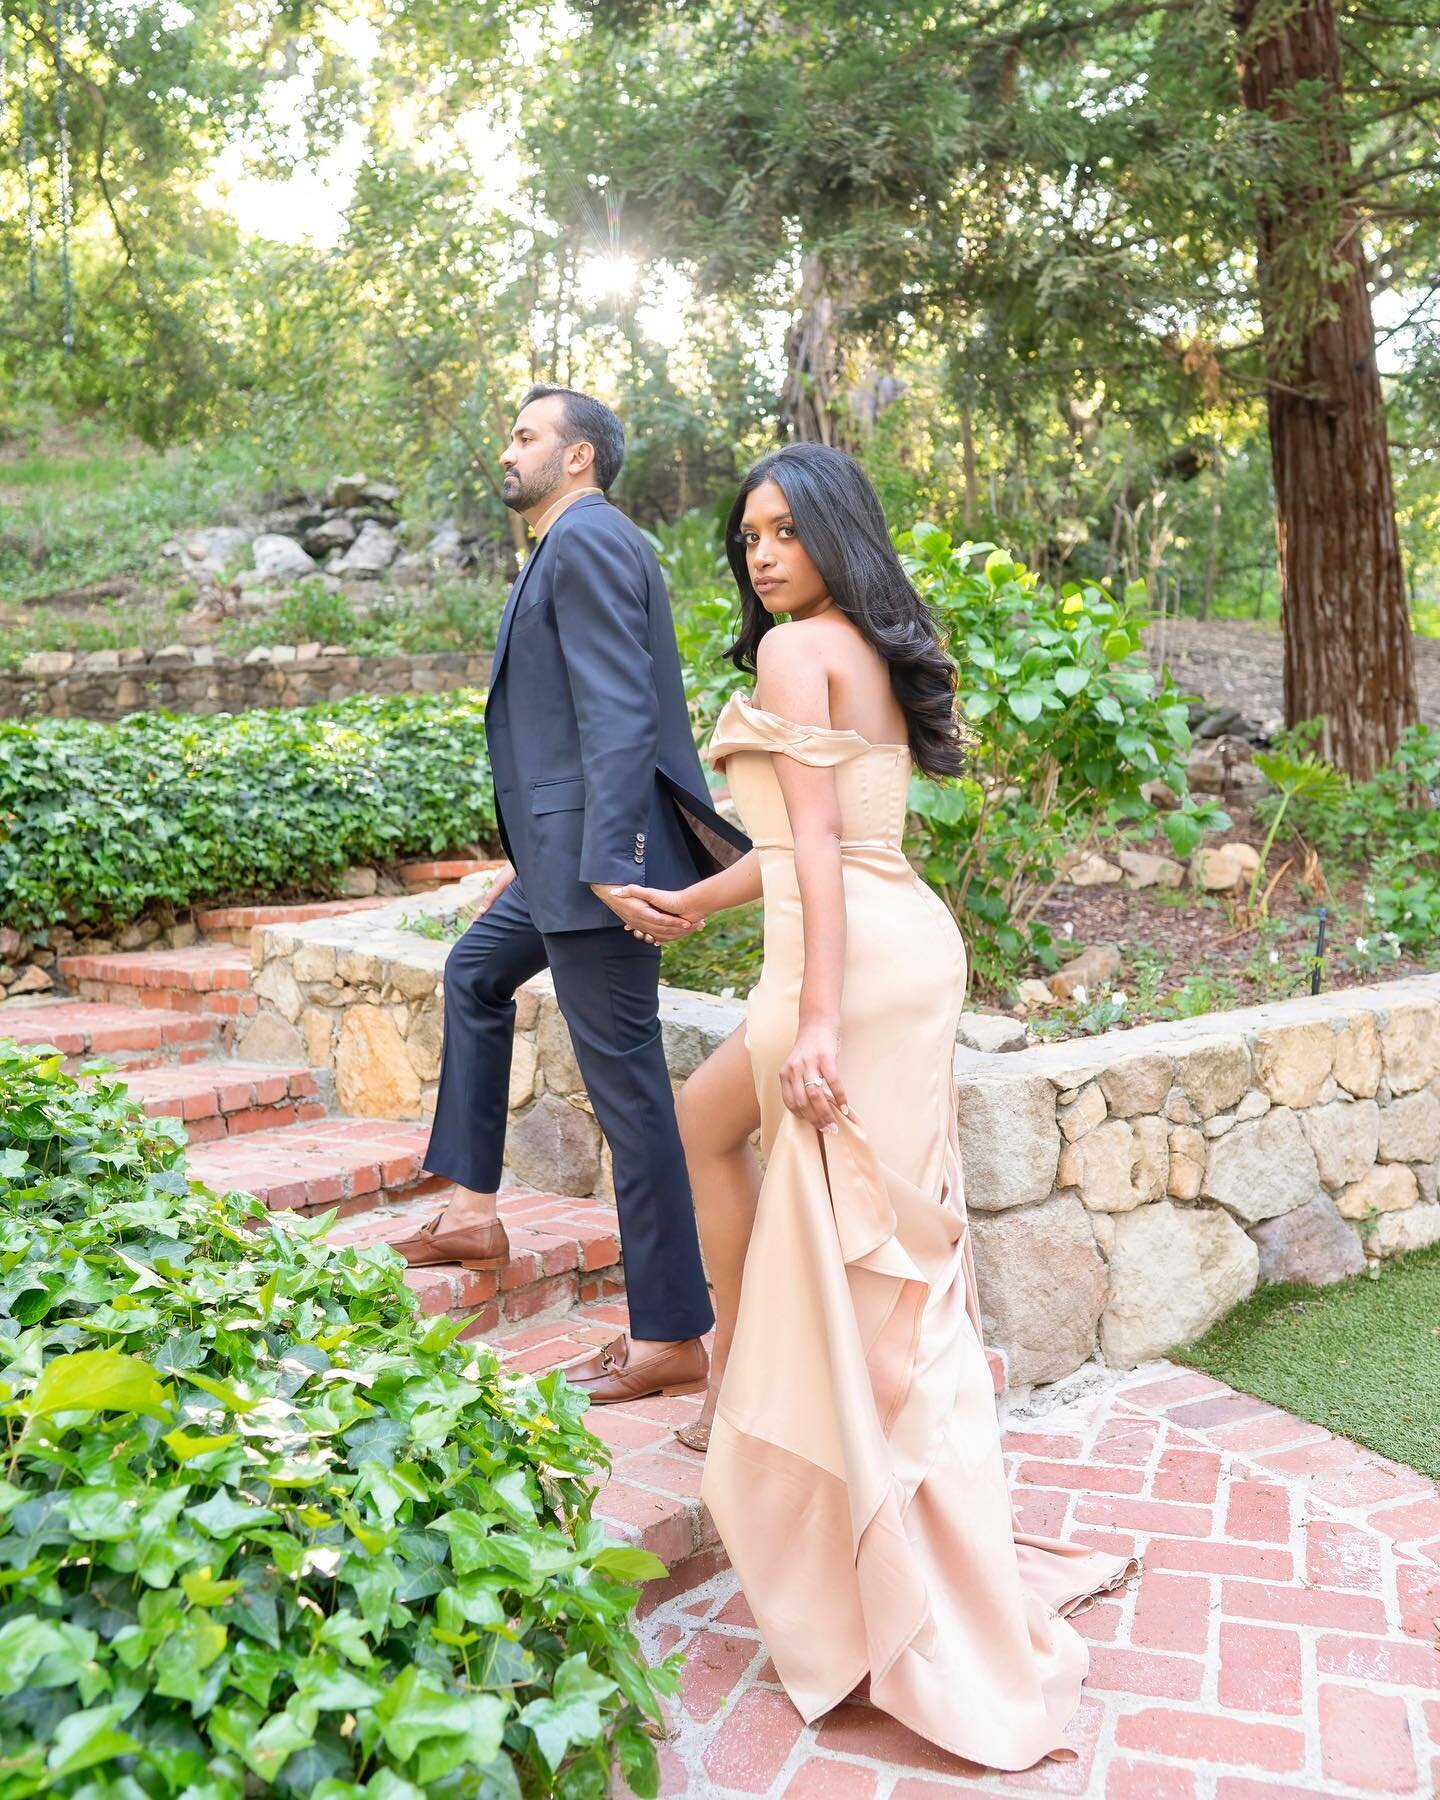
[659,905,765,1000]
[899,527,1228,983]
[1245,745,1348,913]
[216,580,506,660]
[0,693,498,934]
[0,1038,676,1795]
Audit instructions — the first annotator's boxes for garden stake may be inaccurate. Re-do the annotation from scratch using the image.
[1312,904,1327,995]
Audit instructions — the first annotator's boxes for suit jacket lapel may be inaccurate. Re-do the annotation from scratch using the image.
[487,494,608,691]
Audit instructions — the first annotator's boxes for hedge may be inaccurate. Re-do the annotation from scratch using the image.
[0,693,498,934]
[0,1038,675,1797]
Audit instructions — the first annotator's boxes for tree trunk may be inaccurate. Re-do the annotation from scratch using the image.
[777,251,862,450]
[1233,0,1415,778]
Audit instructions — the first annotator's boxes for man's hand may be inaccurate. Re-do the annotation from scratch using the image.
[591,883,701,945]
[475,861,517,917]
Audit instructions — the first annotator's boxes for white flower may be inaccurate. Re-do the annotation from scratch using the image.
[1111,990,1128,1009]
[1364,890,1375,905]
[1071,984,1088,1005]
[1268,949,1279,965]
[1355,937,1369,954]
[1062,921,1075,939]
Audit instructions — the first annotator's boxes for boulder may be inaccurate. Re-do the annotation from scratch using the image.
[1332,1013,1382,1098]
[340,866,379,898]
[1251,1194,1366,1287]
[506,1093,600,1197]
[1371,1202,1440,1258]
[1065,853,1123,888]
[1050,943,1122,1001]
[324,473,370,509]
[1253,1021,1335,1109]
[305,516,357,555]
[1099,1201,1259,1366]
[251,533,319,585]
[1173,1036,1252,1118]
[335,1005,422,1118]
[1336,1163,1419,1221]
[1057,1116,1168,1213]
[1190,842,1261,893]
[968,1192,1107,1385]
[1203,1107,1319,1224]
[331,520,398,578]
[1377,1087,1440,1164]
[954,1073,1061,1211]
[1303,1099,1380,1190]
[956,1012,1028,1054]
[1117,850,1185,890]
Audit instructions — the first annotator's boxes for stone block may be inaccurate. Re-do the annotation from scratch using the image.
[1167,1125,1206,1199]
[292,941,338,984]
[254,959,304,1024]
[1379,1002,1440,1094]
[1100,1201,1258,1366]
[236,1011,305,1064]
[506,1093,600,1197]
[1251,1194,1366,1287]
[1050,943,1121,1001]
[1173,1036,1251,1118]
[1117,850,1184,889]
[1337,1163,1419,1221]
[1057,1116,1168,1213]
[955,1074,1060,1211]
[405,1003,444,1082]
[335,1004,422,1117]
[1058,1083,1107,1142]
[1099,1053,1172,1118]
[968,1192,1106,1385]
[1333,1013,1382,1098]
[301,1006,334,1067]
[1253,1021,1334,1108]
[337,948,385,987]
[536,998,584,1095]
[955,1013,1028,1054]
[1203,1108,1319,1224]
[508,1036,540,1111]
[390,961,437,1002]
[1371,1201,1440,1257]
[1376,1087,1440,1164]
[1303,1099,1380,1190]
[341,866,379,898]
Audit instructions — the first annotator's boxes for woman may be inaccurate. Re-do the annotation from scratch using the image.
[614,444,1137,1772]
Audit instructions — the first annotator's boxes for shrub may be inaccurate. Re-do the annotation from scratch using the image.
[899,528,1225,982]
[0,692,499,934]
[0,1039,675,1797]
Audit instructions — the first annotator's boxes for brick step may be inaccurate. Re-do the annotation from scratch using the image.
[399,857,506,890]
[329,1189,625,1339]
[195,897,393,944]
[186,1117,443,1216]
[0,999,220,1069]
[59,946,255,1021]
[116,1062,324,1142]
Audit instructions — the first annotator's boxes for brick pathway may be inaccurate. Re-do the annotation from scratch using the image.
[618,1363,1440,1799]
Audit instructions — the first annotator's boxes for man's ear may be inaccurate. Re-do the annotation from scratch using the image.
[568,439,597,478]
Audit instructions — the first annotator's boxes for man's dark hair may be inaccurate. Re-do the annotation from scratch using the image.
[518,384,625,492]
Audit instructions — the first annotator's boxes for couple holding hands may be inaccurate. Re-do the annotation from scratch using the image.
[392,384,1137,1773]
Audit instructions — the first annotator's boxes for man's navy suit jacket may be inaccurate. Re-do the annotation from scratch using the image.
[484,490,751,934]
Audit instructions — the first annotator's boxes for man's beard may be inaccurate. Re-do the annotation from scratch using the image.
[501,448,568,513]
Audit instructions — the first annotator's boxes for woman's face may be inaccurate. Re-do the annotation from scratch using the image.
[738,479,831,618]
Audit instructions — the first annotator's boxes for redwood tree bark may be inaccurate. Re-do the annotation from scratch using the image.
[1233,0,1415,778]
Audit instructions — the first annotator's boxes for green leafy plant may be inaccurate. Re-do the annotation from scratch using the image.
[0,692,499,934]
[1246,747,1347,914]
[0,1039,675,1797]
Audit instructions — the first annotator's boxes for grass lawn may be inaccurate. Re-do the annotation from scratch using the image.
[1175,1244,1440,1478]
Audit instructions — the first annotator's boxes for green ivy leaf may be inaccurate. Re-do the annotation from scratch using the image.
[519,1655,618,1773]
[45,1703,141,1776]
[25,1348,172,1420]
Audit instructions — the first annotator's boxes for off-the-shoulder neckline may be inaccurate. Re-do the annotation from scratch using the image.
[725,690,909,754]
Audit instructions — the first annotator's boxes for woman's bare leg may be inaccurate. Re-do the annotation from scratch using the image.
[675,1023,762,1434]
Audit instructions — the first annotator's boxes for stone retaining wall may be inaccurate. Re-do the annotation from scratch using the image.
[244,885,1440,1387]
[4,646,494,720]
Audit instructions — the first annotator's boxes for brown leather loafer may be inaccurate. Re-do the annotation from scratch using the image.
[564,1334,708,1405]
[388,1213,511,1269]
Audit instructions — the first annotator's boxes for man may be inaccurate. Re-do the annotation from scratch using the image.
[394,385,749,1404]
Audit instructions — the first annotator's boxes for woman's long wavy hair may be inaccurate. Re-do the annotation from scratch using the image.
[724,443,965,779]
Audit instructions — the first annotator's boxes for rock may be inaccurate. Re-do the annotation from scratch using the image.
[1065,853,1123,888]
[1203,1108,1319,1224]
[1190,842,1260,893]
[1371,1202,1440,1258]
[337,947,384,987]
[292,942,338,985]
[1377,1088,1440,1164]
[1337,1163,1419,1221]
[405,1003,444,1082]
[6,965,53,995]
[359,479,401,506]
[1167,1125,1207,1199]
[301,1006,334,1067]
[254,960,304,1024]
[969,1192,1106,1385]
[330,520,398,578]
[242,645,272,665]
[1165,1088,1199,1125]
[1333,1013,1382,1098]
[20,650,76,676]
[954,1074,1061,1211]
[1057,1116,1168,1212]
[1099,1053,1172,1118]
[340,866,379,899]
[955,1012,1028,1054]
[506,1093,600,1196]
[305,516,357,555]
[236,1011,306,1064]
[1117,850,1185,890]
[1173,1036,1252,1118]
[335,1005,422,1118]
[424,523,467,569]
[324,473,370,509]
[1140,779,1179,809]
[1253,1021,1335,1109]
[181,525,251,575]
[251,533,319,585]
[117,919,162,951]
[81,649,121,671]
[1100,1202,1258,1366]
[509,1036,539,1110]
[1236,1091,1271,1122]
[152,642,192,665]
[1050,943,1122,1001]
[1015,979,1056,1012]
[0,928,27,960]
[1379,1003,1440,1095]
[167,921,198,950]
[1058,1084,1107,1143]
[1303,1099,1380,1189]
[390,962,437,1002]
[270,644,298,664]
[1251,1195,1366,1287]
[537,999,584,1095]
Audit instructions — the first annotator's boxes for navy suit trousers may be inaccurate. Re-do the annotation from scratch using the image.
[422,877,714,1342]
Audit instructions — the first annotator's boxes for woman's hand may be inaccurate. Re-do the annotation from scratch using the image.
[601,884,703,944]
[780,1019,850,1133]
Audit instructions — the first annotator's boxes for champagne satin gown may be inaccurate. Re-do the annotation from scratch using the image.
[700,692,1138,1772]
